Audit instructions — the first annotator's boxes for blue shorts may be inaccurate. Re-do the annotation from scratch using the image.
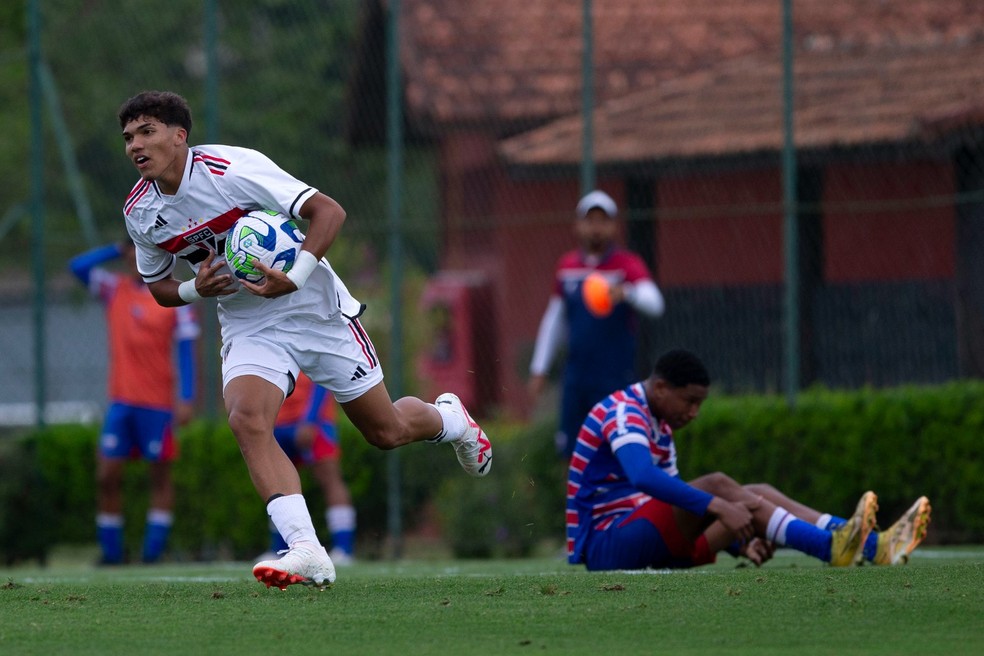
[273,422,339,466]
[583,500,715,571]
[99,403,176,462]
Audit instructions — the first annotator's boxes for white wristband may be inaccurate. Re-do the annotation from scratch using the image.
[178,279,201,303]
[286,250,319,289]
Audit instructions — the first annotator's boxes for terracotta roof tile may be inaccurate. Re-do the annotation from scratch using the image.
[498,38,984,166]
[392,0,984,129]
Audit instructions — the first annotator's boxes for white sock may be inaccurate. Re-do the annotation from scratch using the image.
[765,507,796,545]
[815,513,834,530]
[431,403,465,442]
[97,512,123,528]
[267,494,320,547]
[147,508,173,526]
[327,505,357,532]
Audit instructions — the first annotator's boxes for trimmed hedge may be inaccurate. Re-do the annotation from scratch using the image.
[2,381,982,563]
[681,382,984,543]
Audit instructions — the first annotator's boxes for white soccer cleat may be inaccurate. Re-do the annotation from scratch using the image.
[252,542,336,591]
[435,392,492,477]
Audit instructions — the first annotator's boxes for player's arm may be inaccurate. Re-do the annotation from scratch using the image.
[528,296,566,399]
[68,243,122,287]
[617,441,755,543]
[617,257,665,318]
[173,305,200,425]
[614,440,714,515]
[622,279,665,317]
[241,192,345,299]
[148,250,236,307]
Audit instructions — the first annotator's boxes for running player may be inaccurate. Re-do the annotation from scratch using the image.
[263,372,356,565]
[69,239,199,564]
[566,349,932,571]
[529,190,665,458]
[117,90,490,590]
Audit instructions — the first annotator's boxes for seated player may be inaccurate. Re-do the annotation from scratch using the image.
[566,349,931,571]
[262,372,357,565]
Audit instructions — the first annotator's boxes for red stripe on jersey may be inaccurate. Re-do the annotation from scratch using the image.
[565,510,579,525]
[566,482,580,498]
[197,152,231,166]
[651,445,671,460]
[579,431,603,450]
[591,492,648,520]
[193,153,229,176]
[156,207,246,254]
[124,180,153,216]
[587,405,608,422]
[570,452,589,473]
[595,516,616,531]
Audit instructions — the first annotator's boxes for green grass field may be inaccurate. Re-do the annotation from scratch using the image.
[2,549,983,655]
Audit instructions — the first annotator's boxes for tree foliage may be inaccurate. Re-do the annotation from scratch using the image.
[2,1,439,279]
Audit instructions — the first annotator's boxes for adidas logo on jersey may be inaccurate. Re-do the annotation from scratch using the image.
[350,365,368,381]
[154,214,168,228]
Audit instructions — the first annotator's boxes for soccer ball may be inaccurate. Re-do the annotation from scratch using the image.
[224,210,305,283]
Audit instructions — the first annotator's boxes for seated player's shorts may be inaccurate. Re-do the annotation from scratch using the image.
[583,499,716,570]
[221,313,383,403]
[100,402,177,462]
[273,422,340,466]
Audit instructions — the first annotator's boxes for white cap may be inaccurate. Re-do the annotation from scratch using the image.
[576,190,618,219]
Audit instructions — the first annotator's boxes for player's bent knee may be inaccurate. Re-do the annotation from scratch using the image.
[744,483,773,497]
[691,471,741,496]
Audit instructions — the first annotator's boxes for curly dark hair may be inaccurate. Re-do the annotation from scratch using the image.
[653,349,711,388]
[118,90,193,135]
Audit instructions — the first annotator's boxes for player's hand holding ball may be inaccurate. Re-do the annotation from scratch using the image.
[582,272,615,317]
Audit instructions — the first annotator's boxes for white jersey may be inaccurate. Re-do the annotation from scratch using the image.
[122,144,362,341]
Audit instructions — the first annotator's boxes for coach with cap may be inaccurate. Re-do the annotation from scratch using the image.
[528,190,666,459]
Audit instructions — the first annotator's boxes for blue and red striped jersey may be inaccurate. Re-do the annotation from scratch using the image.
[565,382,712,564]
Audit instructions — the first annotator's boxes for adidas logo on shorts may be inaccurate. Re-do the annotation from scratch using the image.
[350,365,368,381]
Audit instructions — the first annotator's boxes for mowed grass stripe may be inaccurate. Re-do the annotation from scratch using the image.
[2,552,982,656]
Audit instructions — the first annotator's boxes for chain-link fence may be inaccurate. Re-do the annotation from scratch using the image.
[2,0,984,426]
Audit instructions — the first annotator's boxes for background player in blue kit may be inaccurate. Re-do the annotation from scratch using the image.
[567,349,932,571]
[69,239,199,564]
[262,372,356,565]
[529,190,665,458]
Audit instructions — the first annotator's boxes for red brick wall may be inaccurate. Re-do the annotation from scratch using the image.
[657,168,784,286]
[435,148,956,417]
[823,160,955,281]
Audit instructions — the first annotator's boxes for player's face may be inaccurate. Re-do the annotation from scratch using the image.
[650,380,708,430]
[575,209,618,255]
[121,116,187,193]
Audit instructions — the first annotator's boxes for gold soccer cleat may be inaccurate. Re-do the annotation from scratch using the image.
[829,491,878,567]
[873,496,931,566]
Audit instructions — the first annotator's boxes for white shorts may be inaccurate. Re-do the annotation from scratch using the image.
[220,312,384,403]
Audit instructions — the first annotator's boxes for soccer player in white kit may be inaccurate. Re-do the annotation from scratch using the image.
[118,91,492,589]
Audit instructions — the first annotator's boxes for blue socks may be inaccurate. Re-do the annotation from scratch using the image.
[821,514,878,563]
[99,510,174,564]
[97,513,124,564]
